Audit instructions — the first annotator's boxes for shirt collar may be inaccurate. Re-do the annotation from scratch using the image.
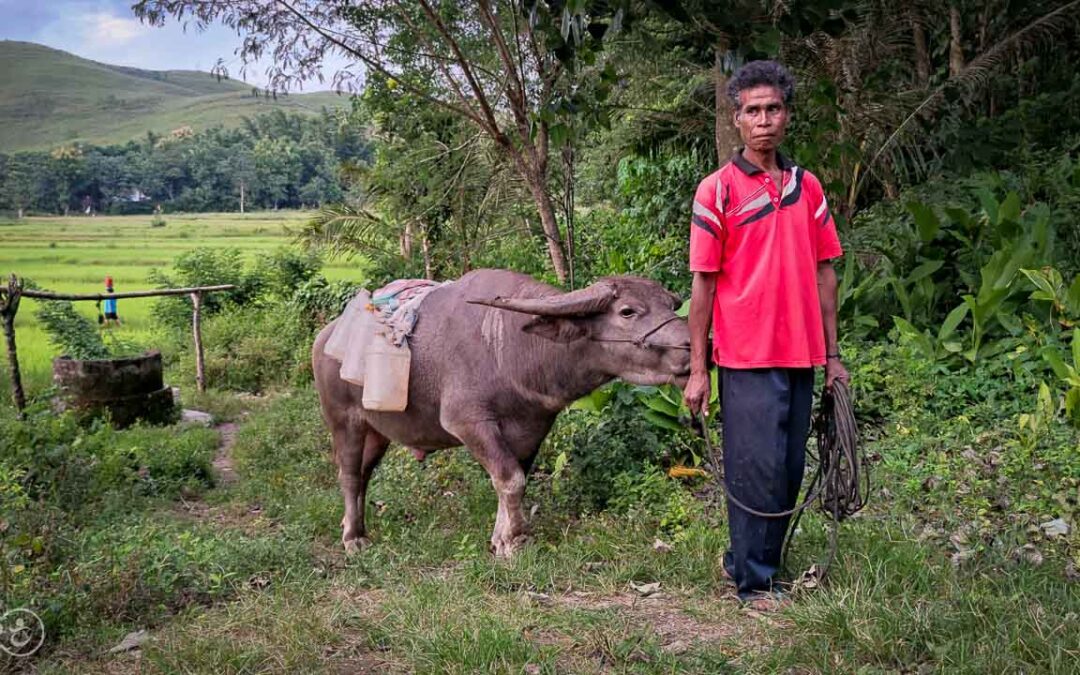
[730,148,794,175]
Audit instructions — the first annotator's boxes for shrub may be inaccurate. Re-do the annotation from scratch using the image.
[149,248,252,331]
[541,387,681,511]
[609,465,703,538]
[289,275,359,329]
[35,299,109,359]
[247,248,323,304]
[149,247,328,333]
[174,305,312,392]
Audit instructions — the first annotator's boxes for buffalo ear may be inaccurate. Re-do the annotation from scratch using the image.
[522,316,587,343]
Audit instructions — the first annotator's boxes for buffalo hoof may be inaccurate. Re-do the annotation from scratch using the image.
[343,536,373,556]
[491,533,533,559]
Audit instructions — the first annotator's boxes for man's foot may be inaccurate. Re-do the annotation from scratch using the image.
[740,590,791,612]
[720,564,735,587]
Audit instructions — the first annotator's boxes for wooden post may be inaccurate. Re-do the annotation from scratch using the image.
[1,275,26,416]
[191,291,206,393]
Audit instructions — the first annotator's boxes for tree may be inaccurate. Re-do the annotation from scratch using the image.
[301,83,530,281]
[1,154,44,218]
[134,0,632,284]
[616,0,851,165]
[223,148,256,213]
[49,145,85,215]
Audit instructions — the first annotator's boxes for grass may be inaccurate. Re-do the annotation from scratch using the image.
[0,212,367,395]
[2,212,1077,672]
[0,41,346,152]
[9,386,1078,674]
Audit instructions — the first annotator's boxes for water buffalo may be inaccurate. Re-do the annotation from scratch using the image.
[312,268,691,557]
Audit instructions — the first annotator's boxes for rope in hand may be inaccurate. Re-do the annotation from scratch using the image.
[694,379,868,582]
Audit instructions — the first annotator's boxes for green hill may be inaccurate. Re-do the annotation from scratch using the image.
[0,41,349,152]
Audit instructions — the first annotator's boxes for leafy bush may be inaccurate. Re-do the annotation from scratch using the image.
[174,305,312,392]
[608,465,703,538]
[843,339,1079,554]
[247,248,323,303]
[150,247,328,333]
[541,386,688,511]
[34,299,109,359]
[575,150,710,295]
[149,248,254,331]
[0,403,218,616]
[289,275,360,328]
[0,405,216,513]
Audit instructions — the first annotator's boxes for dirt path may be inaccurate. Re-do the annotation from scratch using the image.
[212,422,239,486]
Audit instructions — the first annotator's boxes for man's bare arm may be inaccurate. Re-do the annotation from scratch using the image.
[817,261,848,388]
[684,271,717,414]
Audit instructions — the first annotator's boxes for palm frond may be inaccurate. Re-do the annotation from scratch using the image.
[864,0,1080,186]
[296,204,400,260]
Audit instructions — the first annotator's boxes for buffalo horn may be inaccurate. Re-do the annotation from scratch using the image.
[467,281,618,317]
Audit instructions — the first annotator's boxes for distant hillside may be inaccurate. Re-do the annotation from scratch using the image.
[0,41,349,152]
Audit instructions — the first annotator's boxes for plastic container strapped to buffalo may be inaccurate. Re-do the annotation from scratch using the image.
[361,326,411,412]
[324,290,372,363]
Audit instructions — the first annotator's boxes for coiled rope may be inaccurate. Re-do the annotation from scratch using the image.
[697,379,868,581]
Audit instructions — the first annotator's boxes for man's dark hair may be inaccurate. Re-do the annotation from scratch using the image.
[727,60,795,109]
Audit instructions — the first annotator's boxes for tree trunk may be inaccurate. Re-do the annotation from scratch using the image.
[535,189,569,284]
[524,175,569,284]
[949,5,965,77]
[562,145,576,290]
[240,180,245,214]
[911,13,931,87]
[714,43,741,166]
[2,275,26,415]
[3,313,25,415]
[421,223,434,280]
[401,219,414,259]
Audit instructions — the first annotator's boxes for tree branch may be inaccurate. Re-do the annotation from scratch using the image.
[415,0,505,142]
[274,0,486,126]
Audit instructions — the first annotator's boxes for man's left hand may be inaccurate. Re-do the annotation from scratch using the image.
[825,357,849,390]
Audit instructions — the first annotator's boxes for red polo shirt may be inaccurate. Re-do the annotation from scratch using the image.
[689,151,842,369]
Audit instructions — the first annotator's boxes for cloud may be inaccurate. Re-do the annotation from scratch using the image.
[83,12,146,48]
[29,2,258,78]
[0,0,349,91]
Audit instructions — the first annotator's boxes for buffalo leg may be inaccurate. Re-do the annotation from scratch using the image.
[454,422,530,558]
[335,423,389,554]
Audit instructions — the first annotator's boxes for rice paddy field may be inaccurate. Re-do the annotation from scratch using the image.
[0,212,367,397]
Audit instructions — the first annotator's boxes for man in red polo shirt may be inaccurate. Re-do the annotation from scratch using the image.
[683,60,848,607]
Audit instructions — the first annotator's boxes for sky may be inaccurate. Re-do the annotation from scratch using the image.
[0,0,343,91]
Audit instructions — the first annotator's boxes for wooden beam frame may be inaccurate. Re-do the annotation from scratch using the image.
[0,277,237,413]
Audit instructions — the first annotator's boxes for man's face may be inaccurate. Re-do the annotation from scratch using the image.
[733,85,789,153]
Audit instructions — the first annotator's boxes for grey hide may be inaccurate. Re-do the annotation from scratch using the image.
[312,268,691,557]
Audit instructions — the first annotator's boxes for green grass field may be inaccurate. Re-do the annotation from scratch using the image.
[0,211,367,395]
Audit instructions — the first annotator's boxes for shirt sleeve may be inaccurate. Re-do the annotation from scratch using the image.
[689,174,726,272]
[810,179,843,261]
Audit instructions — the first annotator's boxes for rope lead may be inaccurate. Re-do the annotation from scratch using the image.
[698,379,868,582]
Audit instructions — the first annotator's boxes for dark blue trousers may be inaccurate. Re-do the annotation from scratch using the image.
[720,367,814,599]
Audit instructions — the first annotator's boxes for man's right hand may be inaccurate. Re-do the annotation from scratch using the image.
[683,370,711,416]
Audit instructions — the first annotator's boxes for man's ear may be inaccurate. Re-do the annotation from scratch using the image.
[522,316,587,343]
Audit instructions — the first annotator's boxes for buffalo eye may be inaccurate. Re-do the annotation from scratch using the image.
[619,307,637,318]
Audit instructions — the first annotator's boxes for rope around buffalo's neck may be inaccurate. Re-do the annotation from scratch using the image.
[697,378,868,581]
